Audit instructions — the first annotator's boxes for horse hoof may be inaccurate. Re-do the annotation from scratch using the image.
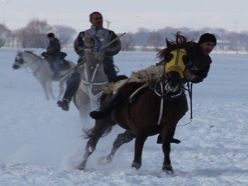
[98,156,112,165]
[131,162,141,170]
[162,164,173,174]
[77,162,86,170]
[106,155,113,161]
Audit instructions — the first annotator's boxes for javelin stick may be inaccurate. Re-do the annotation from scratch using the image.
[60,32,126,79]
[100,32,126,51]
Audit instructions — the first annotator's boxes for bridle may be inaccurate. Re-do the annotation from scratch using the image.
[79,59,108,109]
[80,62,108,96]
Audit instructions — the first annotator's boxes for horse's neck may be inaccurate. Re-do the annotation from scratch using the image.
[24,53,44,68]
[82,61,107,82]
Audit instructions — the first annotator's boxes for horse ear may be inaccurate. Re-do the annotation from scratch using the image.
[175,32,187,45]
[166,39,172,48]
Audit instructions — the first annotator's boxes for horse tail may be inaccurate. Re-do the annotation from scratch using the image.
[83,120,113,139]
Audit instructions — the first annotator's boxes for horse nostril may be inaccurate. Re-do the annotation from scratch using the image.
[12,64,19,69]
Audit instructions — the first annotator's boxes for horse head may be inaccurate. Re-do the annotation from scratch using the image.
[79,35,107,83]
[83,36,97,62]
[157,32,194,93]
[12,51,25,69]
[163,48,186,93]
[12,50,44,70]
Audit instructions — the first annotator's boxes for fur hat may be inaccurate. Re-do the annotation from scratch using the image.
[47,33,55,38]
[198,33,217,45]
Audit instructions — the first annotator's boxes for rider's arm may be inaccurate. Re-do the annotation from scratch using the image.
[104,31,121,56]
[190,65,210,83]
[74,32,85,56]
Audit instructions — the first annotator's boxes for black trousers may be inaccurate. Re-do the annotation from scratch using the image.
[63,71,81,101]
[103,61,117,82]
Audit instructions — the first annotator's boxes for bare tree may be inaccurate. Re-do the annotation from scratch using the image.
[120,33,135,51]
[145,31,163,48]
[0,24,11,47]
[15,19,52,48]
[52,25,76,47]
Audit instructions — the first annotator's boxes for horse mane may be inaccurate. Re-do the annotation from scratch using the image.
[24,50,43,60]
[157,32,194,60]
[24,50,34,54]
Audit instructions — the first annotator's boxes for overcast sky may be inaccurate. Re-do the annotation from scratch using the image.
[0,0,247,33]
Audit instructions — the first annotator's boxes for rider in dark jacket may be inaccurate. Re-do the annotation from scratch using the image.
[184,33,216,83]
[89,33,217,120]
[45,33,61,56]
[42,33,66,75]
[74,29,121,81]
[57,12,121,111]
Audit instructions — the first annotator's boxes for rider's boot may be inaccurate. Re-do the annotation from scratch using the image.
[57,72,80,111]
[157,134,181,144]
[89,92,125,119]
[57,98,70,111]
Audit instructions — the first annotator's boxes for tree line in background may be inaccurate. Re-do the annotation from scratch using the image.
[0,19,76,48]
[1,19,248,52]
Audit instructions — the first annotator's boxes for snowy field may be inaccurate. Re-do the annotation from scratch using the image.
[0,48,248,186]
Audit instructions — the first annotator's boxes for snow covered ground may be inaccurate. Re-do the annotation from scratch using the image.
[0,48,248,186]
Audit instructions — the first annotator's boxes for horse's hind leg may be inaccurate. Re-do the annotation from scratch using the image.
[58,80,65,100]
[78,120,115,170]
[131,132,147,169]
[78,136,99,170]
[100,130,135,164]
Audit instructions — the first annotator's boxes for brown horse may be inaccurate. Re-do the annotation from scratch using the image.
[79,33,191,173]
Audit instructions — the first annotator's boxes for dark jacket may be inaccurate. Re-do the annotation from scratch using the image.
[46,38,61,56]
[74,26,121,81]
[74,26,121,63]
[185,43,212,83]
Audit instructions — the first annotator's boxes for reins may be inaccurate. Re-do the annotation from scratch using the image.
[177,82,193,127]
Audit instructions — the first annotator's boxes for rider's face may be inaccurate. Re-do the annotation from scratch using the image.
[200,42,215,55]
[90,14,103,27]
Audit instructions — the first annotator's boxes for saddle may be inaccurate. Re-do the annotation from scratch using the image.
[117,82,149,104]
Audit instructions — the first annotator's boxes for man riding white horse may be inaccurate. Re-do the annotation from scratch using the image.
[42,33,70,78]
[57,11,121,111]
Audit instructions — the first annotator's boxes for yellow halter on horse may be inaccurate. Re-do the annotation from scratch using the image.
[164,48,186,78]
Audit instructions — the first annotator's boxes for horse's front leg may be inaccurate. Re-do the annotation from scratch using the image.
[39,80,50,100]
[46,81,55,100]
[131,132,147,169]
[161,123,177,173]
[162,139,173,173]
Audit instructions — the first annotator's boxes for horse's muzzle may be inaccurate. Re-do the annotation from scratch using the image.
[12,64,20,69]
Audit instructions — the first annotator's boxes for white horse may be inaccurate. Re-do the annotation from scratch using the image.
[73,37,109,119]
[12,51,75,100]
